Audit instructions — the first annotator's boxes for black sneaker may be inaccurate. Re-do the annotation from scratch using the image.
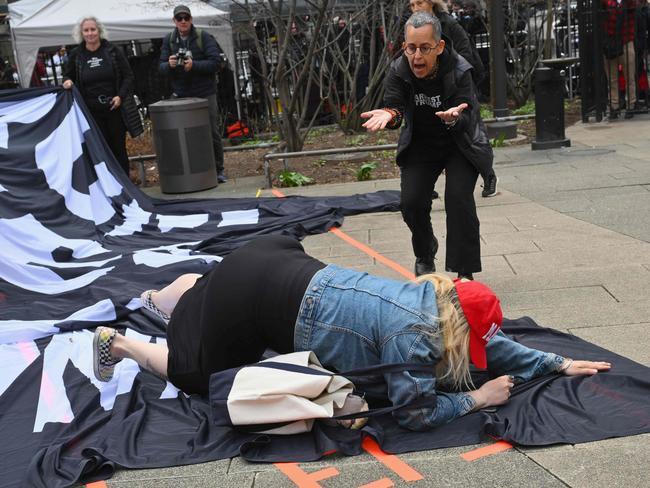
[624,110,634,119]
[609,108,619,120]
[415,258,435,277]
[481,175,498,198]
[217,171,227,183]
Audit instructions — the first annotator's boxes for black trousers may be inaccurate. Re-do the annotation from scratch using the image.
[400,145,481,274]
[91,107,129,176]
[206,94,225,173]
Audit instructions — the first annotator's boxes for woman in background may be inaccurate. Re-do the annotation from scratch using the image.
[63,17,143,176]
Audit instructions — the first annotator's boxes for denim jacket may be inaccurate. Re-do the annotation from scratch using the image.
[294,264,564,431]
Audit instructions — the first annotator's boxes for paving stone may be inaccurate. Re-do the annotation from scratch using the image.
[569,323,650,366]
[522,434,650,488]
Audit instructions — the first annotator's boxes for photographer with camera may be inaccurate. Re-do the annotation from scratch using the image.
[159,5,227,183]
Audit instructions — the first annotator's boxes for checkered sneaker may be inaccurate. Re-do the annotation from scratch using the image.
[93,326,120,382]
[140,290,170,323]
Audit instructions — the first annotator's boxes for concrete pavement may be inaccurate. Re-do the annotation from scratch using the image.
[114,114,650,487]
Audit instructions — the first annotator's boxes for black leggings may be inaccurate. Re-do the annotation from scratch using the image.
[400,145,481,274]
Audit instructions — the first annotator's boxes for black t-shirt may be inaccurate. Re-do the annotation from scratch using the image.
[411,75,452,151]
[79,45,115,112]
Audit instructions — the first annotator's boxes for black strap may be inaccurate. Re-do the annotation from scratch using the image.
[254,360,435,378]
[251,360,440,421]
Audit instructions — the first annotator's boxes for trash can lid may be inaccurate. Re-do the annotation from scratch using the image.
[149,97,209,112]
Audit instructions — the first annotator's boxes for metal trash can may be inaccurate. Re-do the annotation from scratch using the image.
[149,98,217,193]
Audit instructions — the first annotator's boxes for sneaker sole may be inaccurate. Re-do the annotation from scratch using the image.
[92,328,106,382]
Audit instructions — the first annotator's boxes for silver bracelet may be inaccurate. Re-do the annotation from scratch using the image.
[558,358,573,373]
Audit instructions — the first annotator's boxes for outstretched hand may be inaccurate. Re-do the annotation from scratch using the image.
[435,103,468,124]
[360,109,393,132]
[562,360,611,376]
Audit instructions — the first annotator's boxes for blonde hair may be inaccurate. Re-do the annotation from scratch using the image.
[73,17,108,44]
[416,272,473,390]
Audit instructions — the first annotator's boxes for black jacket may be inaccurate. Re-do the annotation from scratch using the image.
[383,46,492,170]
[159,25,221,98]
[64,40,143,138]
[438,12,485,85]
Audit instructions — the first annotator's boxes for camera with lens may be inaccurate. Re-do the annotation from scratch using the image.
[176,48,191,66]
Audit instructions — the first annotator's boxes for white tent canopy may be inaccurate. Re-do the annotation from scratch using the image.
[9,0,234,88]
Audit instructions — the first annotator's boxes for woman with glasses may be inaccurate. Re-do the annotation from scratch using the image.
[361,12,492,281]
[63,17,143,177]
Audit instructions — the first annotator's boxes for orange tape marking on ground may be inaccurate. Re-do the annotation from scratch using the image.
[85,482,107,488]
[274,463,339,487]
[359,478,395,488]
[270,188,414,280]
[328,227,415,280]
[361,437,423,482]
[461,440,513,461]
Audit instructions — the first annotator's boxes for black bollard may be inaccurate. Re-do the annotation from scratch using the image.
[531,66,571,150]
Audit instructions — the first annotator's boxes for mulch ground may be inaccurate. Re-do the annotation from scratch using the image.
[125,98,583,187]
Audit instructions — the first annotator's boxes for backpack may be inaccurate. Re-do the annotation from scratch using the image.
[167,28,206,56]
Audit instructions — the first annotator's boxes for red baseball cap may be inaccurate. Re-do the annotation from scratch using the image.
[453,279,503,369]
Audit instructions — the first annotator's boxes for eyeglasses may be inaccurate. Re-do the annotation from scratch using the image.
[175,15,191,22]
[404,44,438,55]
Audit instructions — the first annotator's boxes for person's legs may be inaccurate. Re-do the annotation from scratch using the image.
[92,326,169,382]
[206,94,226,181]
[145,273,202,318]
[400,162,444,275]
[443,147,481,276]
[105,109,130,175]
[111,332,169,379]
[604,56,620,113]
[624,41,637,110]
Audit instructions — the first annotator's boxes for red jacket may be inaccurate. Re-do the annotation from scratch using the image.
[603,0,636,43]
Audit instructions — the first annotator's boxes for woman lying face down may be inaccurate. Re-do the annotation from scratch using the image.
[93,235,611,431]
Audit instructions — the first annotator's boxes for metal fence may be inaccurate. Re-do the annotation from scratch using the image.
[578,0,648,121]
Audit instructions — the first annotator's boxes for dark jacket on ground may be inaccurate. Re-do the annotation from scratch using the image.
[159,25,221,97]
[64,39,143,138]
[383,45,492,171]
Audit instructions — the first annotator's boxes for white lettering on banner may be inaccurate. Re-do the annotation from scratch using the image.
[33,329,178,433]
[0,93,57,149]
[414,93,442,109]
[482,323,499,342]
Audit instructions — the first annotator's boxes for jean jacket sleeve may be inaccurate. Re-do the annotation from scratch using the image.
[382,331,476,431]
[486,331,565,381]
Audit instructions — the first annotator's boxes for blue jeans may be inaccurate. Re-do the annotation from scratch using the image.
[294,264,564,431]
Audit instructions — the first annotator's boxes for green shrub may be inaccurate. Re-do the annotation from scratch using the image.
[480,104,493,120]
[277,170,313,187]
[512,100,535,115]
[355,162,377,181]
[490,133,506,147]
[348,134,367,146]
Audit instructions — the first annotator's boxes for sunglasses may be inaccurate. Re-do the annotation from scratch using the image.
[175,15,191,22]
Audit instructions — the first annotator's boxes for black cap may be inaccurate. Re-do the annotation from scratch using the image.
[173,5,192,17]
